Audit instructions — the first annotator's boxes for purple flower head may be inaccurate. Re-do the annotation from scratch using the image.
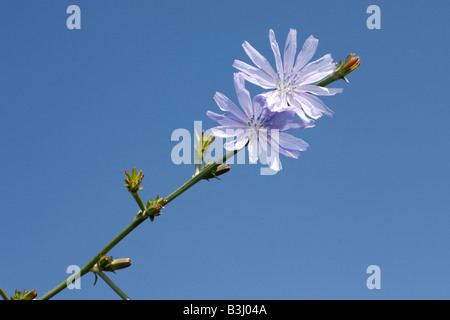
[207,73,313,172]
[233,28,343,119]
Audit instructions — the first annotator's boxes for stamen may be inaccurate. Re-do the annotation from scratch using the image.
[276,71,298,95]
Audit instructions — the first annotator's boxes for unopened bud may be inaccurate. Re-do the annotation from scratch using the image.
[124,167,144,193]
[110,258,132,271]
[22,290,37,300]
[337,53,360,77]
[93,255,132,273]
[97,255,111,270]
[344,57,360,72]
[12,289,37,300]
[214,164,231,176]
[203,164,231,180]
[146,195,167,221]
[194,129,216,164]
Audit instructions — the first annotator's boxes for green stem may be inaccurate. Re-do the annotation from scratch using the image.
[96,271,130,300]
[39,214,147,300]
[194,163,201,176]
[131,192,146,211]
[315,71,346,87]
[39,149,239,300]
[0,287,9,300]
[164,149,238,205]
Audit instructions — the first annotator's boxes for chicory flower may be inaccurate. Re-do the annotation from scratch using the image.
[233,28,343,119]
[207,73,313,171]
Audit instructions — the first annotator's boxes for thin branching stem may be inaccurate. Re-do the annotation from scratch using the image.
[38,74,343,300]
[0,287,9,300]
[39,149,238,300]
[96,271,130,300]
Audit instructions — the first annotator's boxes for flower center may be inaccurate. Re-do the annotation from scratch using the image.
[276,72,298,94]
[247,113,270,131]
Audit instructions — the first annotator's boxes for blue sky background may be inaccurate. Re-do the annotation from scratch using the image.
[0,0,449,300]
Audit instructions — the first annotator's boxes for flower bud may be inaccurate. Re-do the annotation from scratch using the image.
[22,290,37,300]
[97,255,111,270]
[203,164,231,180]
[93,255,132,273]
[124,167,144,193]
[337,53,360,78]
[146,195,167,221]
[344,56,360,71]
[11,289,37,300]
[194,130,215,164]
[110,258,132,271]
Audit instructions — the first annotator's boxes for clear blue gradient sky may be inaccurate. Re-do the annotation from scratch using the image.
[0,0,449,300]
